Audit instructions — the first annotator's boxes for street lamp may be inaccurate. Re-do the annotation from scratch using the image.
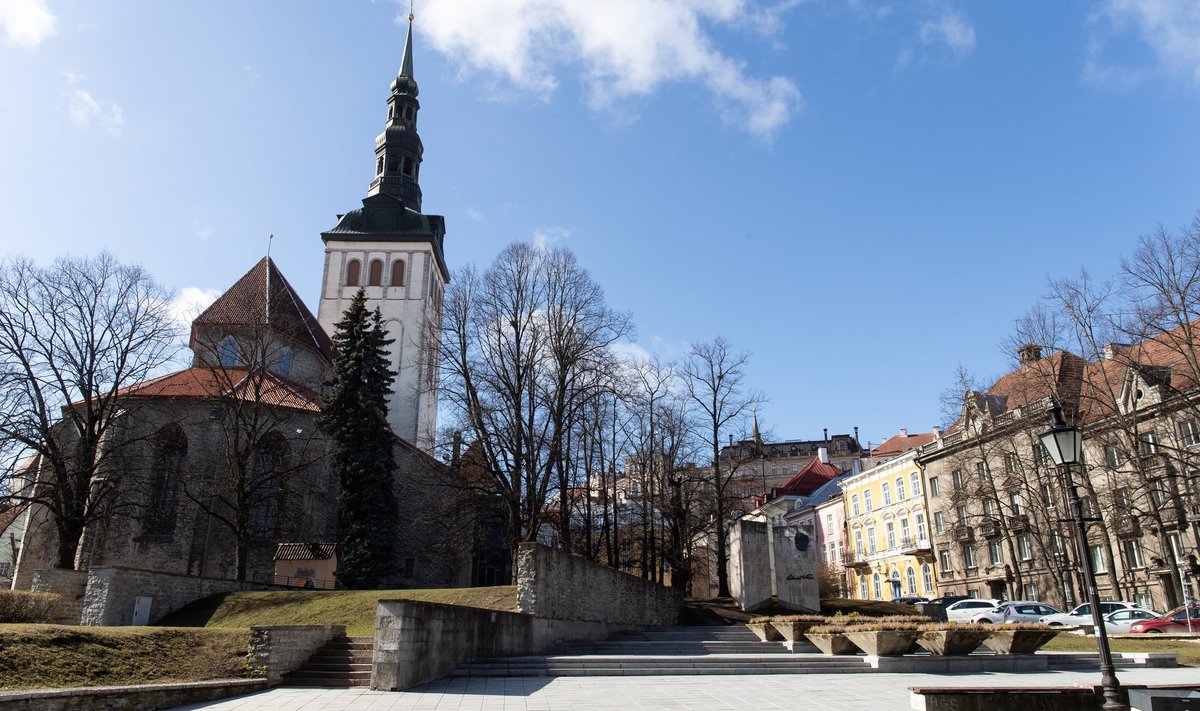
[1039,399,1126,711]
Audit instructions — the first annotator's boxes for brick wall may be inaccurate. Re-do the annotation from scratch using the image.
[515,542,682,627]
[247,625,345,682]
[79,567,260,626]
[30,569,89,624]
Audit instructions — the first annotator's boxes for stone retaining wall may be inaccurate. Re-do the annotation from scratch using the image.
[0,678,267,710]
[29,569,88,624]
[515,542,682,626]
[247,625,345,682]
[79,567,259,626]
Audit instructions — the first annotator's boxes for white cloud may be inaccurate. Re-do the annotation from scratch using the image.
[415,0,803,138]
[532,225,571,251]
[0,0,56,48]
[169,287,221,327]
[465,206,484,222]
[610,341,654,367]
[919,9,976,60]
[63,73,123,136]
[191,219,215,241]
[1090,0,1200,87]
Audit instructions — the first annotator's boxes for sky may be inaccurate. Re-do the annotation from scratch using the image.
[2,0,1199,450]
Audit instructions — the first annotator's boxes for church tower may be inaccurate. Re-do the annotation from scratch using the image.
[317,16,446,452]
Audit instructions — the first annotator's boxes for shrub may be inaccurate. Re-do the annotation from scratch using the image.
[0,590,61,623]
[1002,622,1053,631]
[771,614,827,623]
[919,622,989,632]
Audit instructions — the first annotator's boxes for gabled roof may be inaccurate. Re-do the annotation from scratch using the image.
[121,367,322,413]
[871,431,936,457]
[775,456,842,498]
[274,542,337,561]
[191,257,335,362]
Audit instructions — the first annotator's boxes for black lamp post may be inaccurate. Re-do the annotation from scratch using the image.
[1039,399,1126,711]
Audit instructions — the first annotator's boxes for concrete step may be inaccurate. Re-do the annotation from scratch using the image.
[281,636,375,689]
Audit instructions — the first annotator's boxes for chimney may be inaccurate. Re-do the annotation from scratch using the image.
[1103,343,1130,360]
[932,426,942,438]
[900,427,908,437]
[854,426,859,444]
[823,428,828,442]
[1017,343,1042,364]
[818,447,829,464]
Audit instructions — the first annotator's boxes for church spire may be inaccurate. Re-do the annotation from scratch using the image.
[368,13,424,209]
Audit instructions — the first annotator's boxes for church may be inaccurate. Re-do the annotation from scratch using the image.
[7,19,494,604]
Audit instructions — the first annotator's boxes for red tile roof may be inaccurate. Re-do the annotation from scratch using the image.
[191,257,335,361]
[774,456,842,497]
[871,432,936,457]
[274,542,337,561]
[121,367,322,412]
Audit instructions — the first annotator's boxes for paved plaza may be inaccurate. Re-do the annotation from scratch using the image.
[172,668,1200,711]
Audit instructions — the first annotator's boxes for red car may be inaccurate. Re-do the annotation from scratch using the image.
[1129,604,1200,633]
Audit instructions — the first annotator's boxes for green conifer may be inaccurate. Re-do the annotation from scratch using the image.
[320,289,399,589]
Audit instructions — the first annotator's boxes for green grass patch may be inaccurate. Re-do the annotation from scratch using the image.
[1043,634,1200,666]
[0,625,249,690]
[159,586,518,637]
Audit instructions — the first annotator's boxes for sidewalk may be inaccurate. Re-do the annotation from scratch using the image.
[171,667,1200,711]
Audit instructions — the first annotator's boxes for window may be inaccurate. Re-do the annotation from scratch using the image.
[1104,444,1123,468]
[1090,545,1107,573]
[873,572,882,600]
[1010,493,1024,515]
[929,477,940,496]
[896,477,906,501]
[900,517,911,542]
[1180,419,1200,447]
[975,461,986,478]
[1151,486,1170,507]
[825,514,833,532]
[345,259,361,287]
[866,526,877,554]
[1023,582,1038,600]
[911,472,921,497]
[956,505,967,522]
[1134,592,1153,610]
[885,521,896,549]
[851,494,860,516]
[403,156,414,177]
[368,259,384,286]
[983,498,997,517]
[376,157,383,175]
[859,575,869,600]
[854,529,864,556]
[882,483,892,505]
[275,347,294,377]
[1168,532,1185,562]
[906,566,917,595]
[1139,432,1158,455]
[922,563,933,592]
[952,470,964,489]
[249,435,287,537]
[1017,535,1033,561]
[386,155,399,174]
[218,336,240,366]
[1041,482,1056,507]
[1122,539,1144,569]
[939,549,953,572]
[145,425,186,535]
[391,260,406,286]
[915,513,927,540]
[934,511,945,533]
[989,540,1003,565]
[864,491,874,512]
[1051,531,1064,555]
[1113,487,1131,511]
[1004,453,1018,474]
[963,546,977,568]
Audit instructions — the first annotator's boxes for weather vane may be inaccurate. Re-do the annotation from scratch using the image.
[409,0,415,22]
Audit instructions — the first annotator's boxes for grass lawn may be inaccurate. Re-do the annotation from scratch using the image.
[0,625,249,690]
[159,586,518,637]
[1043,633,1200,666]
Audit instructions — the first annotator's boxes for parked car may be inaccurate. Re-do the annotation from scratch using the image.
[921,595,976,622]
[892,596,929,605]
[1039,601,1137,627]
[970,601,1061,624]
[1101,607,1162,634]
[945,598,1004,621]
[1129,604,1200,634]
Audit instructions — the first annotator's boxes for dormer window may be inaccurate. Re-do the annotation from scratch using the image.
[219,336,240,366]
[346,259,361,287]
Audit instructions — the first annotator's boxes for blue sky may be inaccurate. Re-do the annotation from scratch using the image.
[2,0,1199,449]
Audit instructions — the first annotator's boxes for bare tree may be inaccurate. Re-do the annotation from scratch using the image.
[0,253,177,569]
[682,336,763,598]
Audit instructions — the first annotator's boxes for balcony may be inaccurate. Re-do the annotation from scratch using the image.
[900,537,933,556]
[843,552,871,570]
[952,525,974,542]
[1007,514,1030,532]
[979,518,1001,538]
[1114,517,1141,537]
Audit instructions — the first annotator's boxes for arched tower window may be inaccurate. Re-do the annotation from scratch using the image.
[346,259,361,287]
[219,336,240,366]
[145,425,187,534]
[369,259,384,286]
[387,155,399,174]
[376,157,383,175]
[249,434,288,538]
[391,260,406,287]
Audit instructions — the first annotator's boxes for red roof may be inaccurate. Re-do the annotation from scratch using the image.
[121,366,322,413]
[274,542,337,561]
[871,431,936,457]
[191,257,335,362]
[774,455,842,497]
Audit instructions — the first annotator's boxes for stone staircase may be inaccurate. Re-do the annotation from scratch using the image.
[282,636,373,687]
[450,625,873,677]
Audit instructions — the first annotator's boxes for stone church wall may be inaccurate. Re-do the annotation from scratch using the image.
[515,542,682,626]
[30,568,89,624]
[79,567,262,626]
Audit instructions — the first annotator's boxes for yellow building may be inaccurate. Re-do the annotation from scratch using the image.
[842,436,937,601]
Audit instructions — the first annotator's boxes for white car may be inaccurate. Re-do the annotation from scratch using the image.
[970,601,1061,624]
[1101,607,1161,634]
[945,598,1004,621]
[1039,601,1137,627]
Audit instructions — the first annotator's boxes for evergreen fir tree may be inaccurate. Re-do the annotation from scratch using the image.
[320,289,399,589]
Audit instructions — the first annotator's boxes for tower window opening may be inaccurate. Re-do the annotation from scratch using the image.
[345,259,361,287]
[387,155,400,174]
[402,157,414,176]
[376,157,383,176]
[388,105,395,120]
[369,259,383,286]
[391,260,406,287]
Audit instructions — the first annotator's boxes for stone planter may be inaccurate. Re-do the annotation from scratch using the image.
[916,629,990,656]
[804,632,861,655]
[746,621,784,642]
[770,620,820,643]
[981,629,1060,655]
[843,629,921,656]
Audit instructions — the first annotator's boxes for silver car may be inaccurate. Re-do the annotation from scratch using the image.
[945,598,1004,621]
[1039,601,1137,627]
[1102,607,1161,634]
[971,601,1061,624]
